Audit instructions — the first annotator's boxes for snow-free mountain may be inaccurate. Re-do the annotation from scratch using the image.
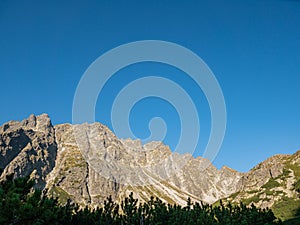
[0,114,299,221]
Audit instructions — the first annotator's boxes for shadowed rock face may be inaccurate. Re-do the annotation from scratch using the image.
[0,114,57,189]
[0,114,299,210]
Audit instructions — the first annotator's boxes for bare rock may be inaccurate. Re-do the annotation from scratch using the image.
[0,114,57,189]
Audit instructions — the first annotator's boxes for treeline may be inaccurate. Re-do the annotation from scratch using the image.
[0,176,282,225]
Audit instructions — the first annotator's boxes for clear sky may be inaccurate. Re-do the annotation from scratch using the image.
[0,0,299,172]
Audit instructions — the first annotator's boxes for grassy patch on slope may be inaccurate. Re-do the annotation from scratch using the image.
[272,197,300,223]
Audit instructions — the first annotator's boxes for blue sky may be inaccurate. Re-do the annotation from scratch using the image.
[0,0,299,172]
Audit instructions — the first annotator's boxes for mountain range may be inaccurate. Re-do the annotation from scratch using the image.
[0,114,299,222]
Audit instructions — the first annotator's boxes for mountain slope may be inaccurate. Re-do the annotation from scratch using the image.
[218,150,300,222]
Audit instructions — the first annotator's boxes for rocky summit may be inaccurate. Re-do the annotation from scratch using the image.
[0,114,299,220]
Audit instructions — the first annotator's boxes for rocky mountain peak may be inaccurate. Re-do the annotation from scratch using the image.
[221,165,237,173]
[1,113,49,133]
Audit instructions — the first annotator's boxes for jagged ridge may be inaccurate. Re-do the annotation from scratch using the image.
[0,114,299,221]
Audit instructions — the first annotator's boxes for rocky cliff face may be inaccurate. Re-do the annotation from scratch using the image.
[0,114,57,189]
[0,114,299,213]
[46,122,125,207]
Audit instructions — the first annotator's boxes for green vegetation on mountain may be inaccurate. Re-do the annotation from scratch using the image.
[272,197,300,224]
[262,178,281,189]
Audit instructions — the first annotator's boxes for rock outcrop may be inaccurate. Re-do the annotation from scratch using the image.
[0,114,57,189]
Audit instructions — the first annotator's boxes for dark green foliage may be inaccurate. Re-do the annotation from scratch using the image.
[262,178,281,189]
[0,175,73,225]
[0,177,283,225]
